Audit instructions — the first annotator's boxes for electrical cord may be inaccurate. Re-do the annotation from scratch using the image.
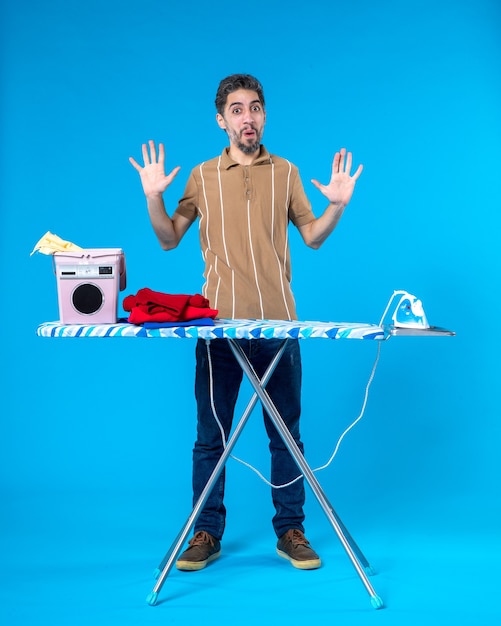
[206,339,382,489]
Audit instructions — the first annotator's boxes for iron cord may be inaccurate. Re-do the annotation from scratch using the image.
[205,339,382,489]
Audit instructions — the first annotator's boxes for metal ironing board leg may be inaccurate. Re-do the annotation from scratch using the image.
[146,340,289,606]
[318,492,376,576]
[227,339,383,610]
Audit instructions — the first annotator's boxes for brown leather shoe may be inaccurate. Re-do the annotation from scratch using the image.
[276,529,321,570]
[176,531,221,571]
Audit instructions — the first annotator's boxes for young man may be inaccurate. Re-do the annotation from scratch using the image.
[130,74,362,571]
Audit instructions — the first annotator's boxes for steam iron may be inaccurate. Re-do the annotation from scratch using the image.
[379,290,430,330]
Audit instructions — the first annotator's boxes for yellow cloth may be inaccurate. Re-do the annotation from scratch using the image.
[31,231,83,256]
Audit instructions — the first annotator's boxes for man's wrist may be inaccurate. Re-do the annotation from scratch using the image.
[328,200,345,210]
[146,192,164,201]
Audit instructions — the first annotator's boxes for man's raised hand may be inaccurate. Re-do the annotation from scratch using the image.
[129,140,181,198]
[311,148,363,207]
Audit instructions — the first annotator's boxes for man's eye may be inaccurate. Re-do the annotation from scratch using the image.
[252,106,261,112]
[232,108,241,114]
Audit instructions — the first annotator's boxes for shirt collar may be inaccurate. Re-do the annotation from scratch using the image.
[220,145,271,169]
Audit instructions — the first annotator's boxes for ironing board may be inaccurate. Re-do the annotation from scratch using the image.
[36,318,453,610]
[36,318,384,340]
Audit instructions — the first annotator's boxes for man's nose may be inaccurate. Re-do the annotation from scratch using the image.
[243,108,254,123]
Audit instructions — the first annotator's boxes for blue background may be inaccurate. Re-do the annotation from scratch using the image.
[1,0,500,624]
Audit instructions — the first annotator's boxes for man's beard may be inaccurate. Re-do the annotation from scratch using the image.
[237,139,261,155]
[228,126,262,155]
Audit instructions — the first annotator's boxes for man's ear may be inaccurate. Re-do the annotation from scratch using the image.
[216,113,226,131]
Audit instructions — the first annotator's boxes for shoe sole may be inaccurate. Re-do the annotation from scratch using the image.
[176,550,221,571]
[276,548,321,570]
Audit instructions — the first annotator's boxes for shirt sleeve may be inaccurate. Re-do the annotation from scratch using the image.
[173,171,199,222]
[288,166,315,227]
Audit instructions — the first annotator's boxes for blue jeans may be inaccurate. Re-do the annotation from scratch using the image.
[192,338,306,539]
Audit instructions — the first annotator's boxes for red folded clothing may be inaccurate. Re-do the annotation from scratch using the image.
[123,288,218,324]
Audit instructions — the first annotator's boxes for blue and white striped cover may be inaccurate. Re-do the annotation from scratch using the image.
[36,319,385,340]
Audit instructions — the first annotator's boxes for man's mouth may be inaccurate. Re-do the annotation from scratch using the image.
[242,127,257,138]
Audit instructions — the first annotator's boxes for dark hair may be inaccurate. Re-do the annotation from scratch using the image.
[215,74,265,115]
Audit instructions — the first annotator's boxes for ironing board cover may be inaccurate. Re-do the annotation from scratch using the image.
[36,319,384,340]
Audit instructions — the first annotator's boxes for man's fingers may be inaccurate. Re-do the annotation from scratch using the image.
[345,151,352,175]
[338,148,346,172]
[166,165,182,183]
[332,149,363,180]
[129,156,142,172]
[158,142,165,165]
[352,163,363,181]
[331,153,341,177]
[142,143,151,166]
[149,140,157,163]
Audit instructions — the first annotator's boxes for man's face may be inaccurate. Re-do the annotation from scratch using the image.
[216,89,266,155]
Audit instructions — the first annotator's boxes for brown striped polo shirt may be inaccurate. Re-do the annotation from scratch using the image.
[174,146,315,320]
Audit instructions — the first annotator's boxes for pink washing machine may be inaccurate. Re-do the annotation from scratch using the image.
[53,248,126,324]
